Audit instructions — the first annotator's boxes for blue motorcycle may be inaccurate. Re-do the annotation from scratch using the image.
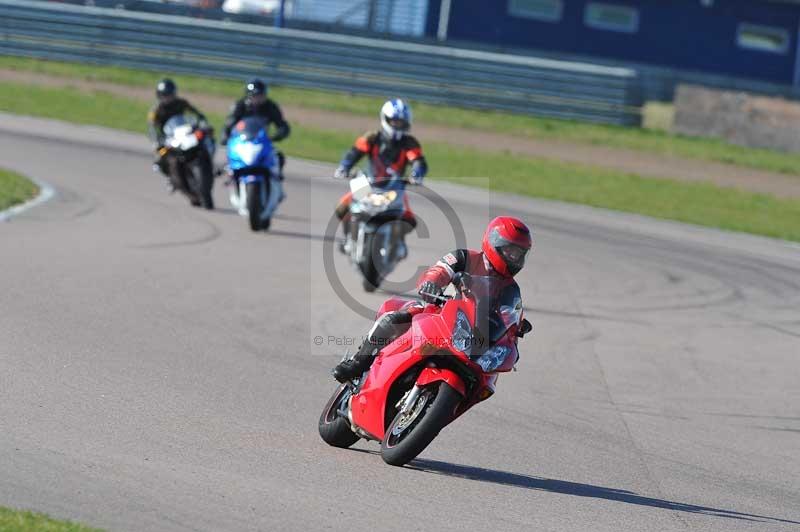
[225,117,283,231]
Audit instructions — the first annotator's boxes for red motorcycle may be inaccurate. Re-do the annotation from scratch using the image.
[318,273,533,466]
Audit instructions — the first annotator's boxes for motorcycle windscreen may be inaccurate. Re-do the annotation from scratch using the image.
[350,174,371,201]
[162,114,196,137]
[464,276,522,347]
[234,117,268,141]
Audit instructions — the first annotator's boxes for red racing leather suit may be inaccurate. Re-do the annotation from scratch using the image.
[356,249,520,361]
[417,248,516,293]
[334,131,427,227]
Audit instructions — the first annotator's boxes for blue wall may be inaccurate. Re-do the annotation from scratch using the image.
[429,0,800,84]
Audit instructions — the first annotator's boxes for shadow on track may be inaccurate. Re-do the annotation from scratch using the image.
[273,213,312,223]
[401,458,799,525]
[213,208,310,224]
[267,229,337,243]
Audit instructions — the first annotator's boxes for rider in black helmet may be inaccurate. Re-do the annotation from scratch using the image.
[147,79,210,201]
[221,79,290,186]
[147,78,207,149]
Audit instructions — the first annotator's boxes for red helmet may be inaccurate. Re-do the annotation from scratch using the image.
[482,216,532,277]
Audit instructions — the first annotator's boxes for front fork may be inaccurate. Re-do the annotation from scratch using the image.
[397,385,423,414]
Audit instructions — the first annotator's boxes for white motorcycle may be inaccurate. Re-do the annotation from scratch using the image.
[159,114,215,209]
[342,170,418,292]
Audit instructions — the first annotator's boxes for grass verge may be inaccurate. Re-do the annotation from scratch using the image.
[0,506,103,532]
[0,167,38,211]
[2,56,800,177]
[2,79,799,242]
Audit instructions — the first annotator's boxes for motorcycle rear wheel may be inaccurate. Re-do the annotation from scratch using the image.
[380,382,462,466]
[318,384,360,448]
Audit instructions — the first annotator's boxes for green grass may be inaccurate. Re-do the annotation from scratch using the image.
[0,82,152,133]
[0,506,103,532]
[426,146,800,241]
[2,79,799,242]
[283,126,800,241]
[3,56,800,176]
[0,167,38,211]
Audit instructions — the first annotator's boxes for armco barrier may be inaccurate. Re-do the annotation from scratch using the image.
[0,0,643,126]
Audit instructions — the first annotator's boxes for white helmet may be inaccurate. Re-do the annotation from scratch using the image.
[380,99,412,141]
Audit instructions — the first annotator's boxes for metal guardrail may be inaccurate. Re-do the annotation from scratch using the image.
[0,0,643,126]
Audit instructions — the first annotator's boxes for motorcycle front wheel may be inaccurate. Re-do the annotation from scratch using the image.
[380,381,462,466]
[192,153,214,210]
[359,232,381,292]
[246,181,262,231]
[318,384,360,448]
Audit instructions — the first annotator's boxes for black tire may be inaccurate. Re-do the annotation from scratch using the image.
[193,154,214,210]
[359,232,381,292]
[168,158,196,205]
[246,181,262,231]
[380,382,462,466]
[318,384,360,448]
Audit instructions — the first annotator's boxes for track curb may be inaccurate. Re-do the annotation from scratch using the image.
[0,175,55,222]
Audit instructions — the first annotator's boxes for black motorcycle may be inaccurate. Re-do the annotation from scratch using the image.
[158,114,216,209]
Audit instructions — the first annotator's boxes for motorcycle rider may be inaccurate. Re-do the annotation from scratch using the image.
[221,79,290,200]
[332,216,533,383]
[147,78,210,201]
[333,98,428,256]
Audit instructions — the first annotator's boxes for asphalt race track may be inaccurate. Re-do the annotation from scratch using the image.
[1,114,799,532]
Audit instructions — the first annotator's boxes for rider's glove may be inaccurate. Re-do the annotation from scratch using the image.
[410,174,424,185]
[333,166,349,180]
[418,281,443,304]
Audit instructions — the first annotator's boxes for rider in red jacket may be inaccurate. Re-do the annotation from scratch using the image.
[333,99,427,253]
[332,216,533,382]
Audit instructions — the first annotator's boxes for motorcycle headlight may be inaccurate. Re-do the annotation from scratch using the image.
[236,143,263,165]
[452,310,472,355]
[475,345,511,373]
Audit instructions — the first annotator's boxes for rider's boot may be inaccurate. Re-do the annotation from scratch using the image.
[339,223,351,255]
[332,341,377,383]
[275,179,286,203]
[154,159,176,193]
[332,311,413,383]
[163,175,176,193]
[275,153,286,202]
